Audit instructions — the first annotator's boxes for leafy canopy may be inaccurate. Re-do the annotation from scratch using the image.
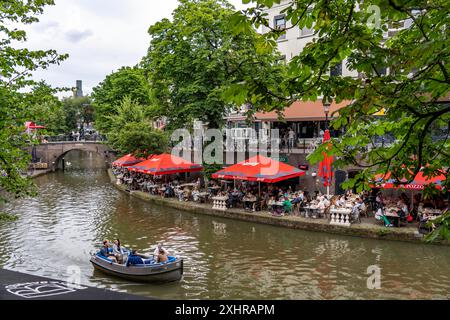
[101,96,169,158]
[0,0,67,201]
[92,66,151,134]
[142,0,285,130]
[231,0,449,195]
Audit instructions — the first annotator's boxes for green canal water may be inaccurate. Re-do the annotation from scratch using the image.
[0,151,449,299]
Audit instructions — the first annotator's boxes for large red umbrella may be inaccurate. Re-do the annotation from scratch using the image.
[112,154,145,167]
[211,155,305,183]
[317,129,334,192]
[373,170,446,190]
[128,153,203,175]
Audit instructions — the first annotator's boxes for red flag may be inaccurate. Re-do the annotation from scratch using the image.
[318,130,334,187]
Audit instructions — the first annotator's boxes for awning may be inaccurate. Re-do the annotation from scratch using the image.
[212,155,305,183]
[25,121,45,129]
[112,154,146,167]
[128,153,203,175]
[255,100,350,121]
[373,170,447,190]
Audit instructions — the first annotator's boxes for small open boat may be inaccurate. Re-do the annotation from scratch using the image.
[90,250,183,283]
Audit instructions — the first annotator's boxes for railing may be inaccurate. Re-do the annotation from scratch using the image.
[172,138,323,155]
[43,134,107,143]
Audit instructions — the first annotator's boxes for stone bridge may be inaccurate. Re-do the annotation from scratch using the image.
[29,141,115,170]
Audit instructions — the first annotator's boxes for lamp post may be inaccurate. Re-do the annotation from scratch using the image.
[322,97,332,196]
[323,98,331,130]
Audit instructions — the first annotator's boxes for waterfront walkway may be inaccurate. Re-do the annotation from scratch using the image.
[0,269,151,300]
[108,170,437,244]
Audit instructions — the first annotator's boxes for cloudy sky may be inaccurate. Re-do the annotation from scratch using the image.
[23,0,249,98]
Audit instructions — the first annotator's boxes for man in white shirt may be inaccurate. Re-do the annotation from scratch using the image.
[153,243,169,258]
[288,129,296,151]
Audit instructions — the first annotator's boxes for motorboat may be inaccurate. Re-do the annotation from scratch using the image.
[90,249,183,283]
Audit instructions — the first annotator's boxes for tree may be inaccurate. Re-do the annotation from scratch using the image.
[27,81,67,135]
[142,0,285,131]
[62,96,92,133]
[104,96,169,158]
[0,0,67,201]
[92,66,151,134]
[230,0,449,241]
[115,122,169,158]
[230,0,449,191]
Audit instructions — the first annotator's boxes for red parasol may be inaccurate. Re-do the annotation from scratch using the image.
[317,129,334,189]
[128,153,203,175]
[112,154,146,167]
[211,155,305,183]
[373,170,446,190]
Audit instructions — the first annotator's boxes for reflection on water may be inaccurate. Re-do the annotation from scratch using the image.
[0,151,449,299]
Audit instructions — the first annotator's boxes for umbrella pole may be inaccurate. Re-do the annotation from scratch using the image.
[258,182,261,198]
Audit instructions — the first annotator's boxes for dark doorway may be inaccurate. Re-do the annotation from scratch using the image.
[335,170,347,195]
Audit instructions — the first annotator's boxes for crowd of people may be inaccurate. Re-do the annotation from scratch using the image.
[372,190,447,231]
[111,166,447,233]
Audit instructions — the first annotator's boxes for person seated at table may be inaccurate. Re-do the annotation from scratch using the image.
[375,192,385,207]
[336,195,346,207]
[396,197,409,221]
[283,197,292,214]
[243,191,254,211]
[126,250,144,266]
[192,187,200,202]
[268,196,276,213]
[411,194,422,221]
[183,188,191,201]
[351,198,364,222]
[164,184,175,198]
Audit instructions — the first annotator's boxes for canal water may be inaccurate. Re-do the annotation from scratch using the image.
[0,151,449,299]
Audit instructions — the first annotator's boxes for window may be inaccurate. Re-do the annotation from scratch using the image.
[300,25,314,37]
[330,63,342,77]
[274,15,286,40]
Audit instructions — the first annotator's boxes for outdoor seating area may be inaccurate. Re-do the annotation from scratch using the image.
[111,153,448,234]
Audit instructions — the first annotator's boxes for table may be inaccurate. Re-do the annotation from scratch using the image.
[197,192,209,203]
[384,210,400,227]
[268,201,285,215]
[243,197,257,211]
[180,183,197,188]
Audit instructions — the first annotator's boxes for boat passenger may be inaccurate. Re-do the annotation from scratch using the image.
[126,250,144,266]
[157,248,168,263]
[113,239,125,264]
[100,240,117,263]
[153,243,169,258]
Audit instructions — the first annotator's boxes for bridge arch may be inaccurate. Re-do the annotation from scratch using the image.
[31,142,115,170]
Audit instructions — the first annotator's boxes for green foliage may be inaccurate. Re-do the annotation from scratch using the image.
[0,212,18,222]
[234,0,449,194]
[115,122,169,158]
[104,97,169,158]
[142,0,285,130]
[202,163,223,180]
[61,96,93,132]
[0,0,67,202]
[425,210,450,243]
[92,67,151,134]
[27,81,67,135]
